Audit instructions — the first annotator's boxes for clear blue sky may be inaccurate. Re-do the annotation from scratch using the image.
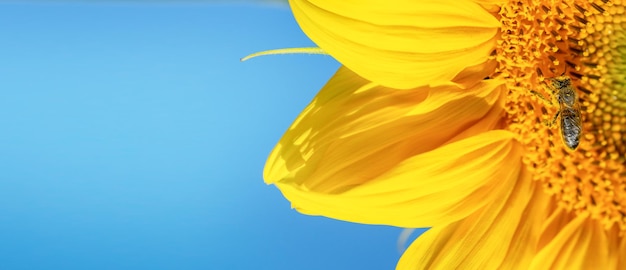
[0,2,427,269]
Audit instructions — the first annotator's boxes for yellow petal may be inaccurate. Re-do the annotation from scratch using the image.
[289,0,500,89]
[471,0,508,13]
[265,67,506,190]
[406,187,625,270]
[620,235,626,269]
[396,167,537,269]
[264,67,513,227]
[273,130,521,227]
[530,213,618,270]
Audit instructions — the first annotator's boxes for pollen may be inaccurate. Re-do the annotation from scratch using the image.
[493,0,626,231]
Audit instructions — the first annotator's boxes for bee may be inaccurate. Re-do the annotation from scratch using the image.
[531,75,583,150]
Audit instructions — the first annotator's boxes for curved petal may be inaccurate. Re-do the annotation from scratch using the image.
[396,167,625,270]
[265,67,506,189]
[530,212,620,270]
[273,130,521,227]
[264,67,511,227]
[289,0,500,89]
[396,166,539,269]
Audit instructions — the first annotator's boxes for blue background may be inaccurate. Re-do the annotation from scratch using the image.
[0,2,427,269]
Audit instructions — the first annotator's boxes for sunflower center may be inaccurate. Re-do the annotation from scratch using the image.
[494,0,626,231]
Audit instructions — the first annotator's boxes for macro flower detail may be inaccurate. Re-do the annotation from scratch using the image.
[496,0,626,234]
[265,0,626,269]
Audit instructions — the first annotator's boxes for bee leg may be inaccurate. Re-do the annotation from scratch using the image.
[541,80,559,97]
[529,89,554,107]
[544,110,560,127]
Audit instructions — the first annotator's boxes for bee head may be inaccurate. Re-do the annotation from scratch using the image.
[551,76,572,89]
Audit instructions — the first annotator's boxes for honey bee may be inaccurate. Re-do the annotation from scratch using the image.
[531,75,582,150]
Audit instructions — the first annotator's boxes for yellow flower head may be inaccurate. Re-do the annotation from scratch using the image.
[264,0,626,269]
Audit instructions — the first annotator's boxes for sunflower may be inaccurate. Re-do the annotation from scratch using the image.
[263,0,626,269]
